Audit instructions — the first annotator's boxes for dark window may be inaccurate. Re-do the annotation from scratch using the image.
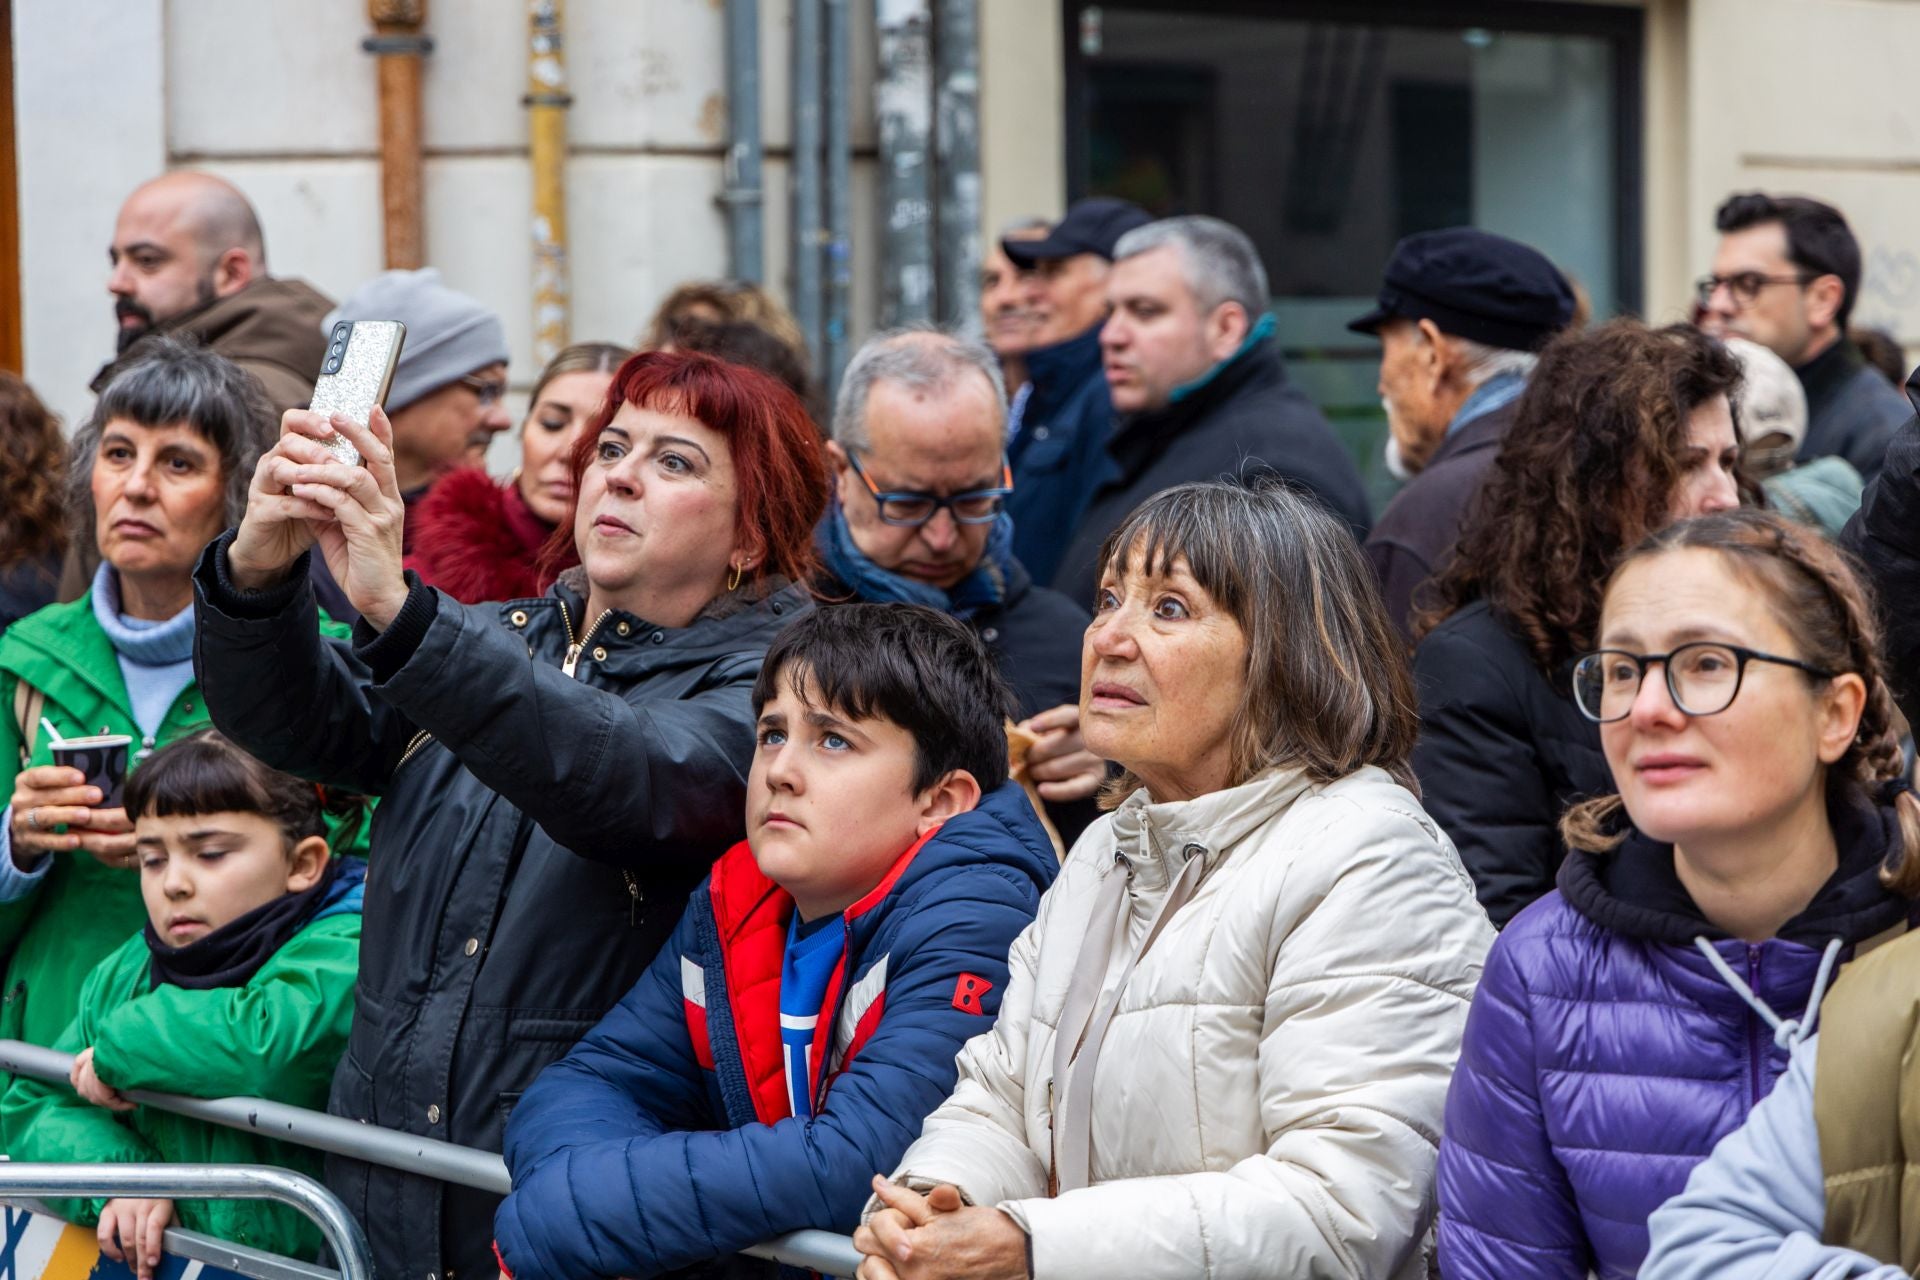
[1067,0,1643,507]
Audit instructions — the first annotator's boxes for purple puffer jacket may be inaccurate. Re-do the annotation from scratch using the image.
[1436,796,1912,1280]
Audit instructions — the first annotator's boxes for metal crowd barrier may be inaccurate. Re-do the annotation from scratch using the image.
[0,1040,865,1278]
[0,1164,372,1280]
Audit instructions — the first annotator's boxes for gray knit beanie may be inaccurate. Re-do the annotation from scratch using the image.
[324,268,510,412]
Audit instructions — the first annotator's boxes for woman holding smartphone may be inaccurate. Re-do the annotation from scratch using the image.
[193,348,828,1280]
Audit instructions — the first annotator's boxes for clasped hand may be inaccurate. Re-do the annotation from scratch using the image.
[853,1176,1029,1280]
[228,407,411,630]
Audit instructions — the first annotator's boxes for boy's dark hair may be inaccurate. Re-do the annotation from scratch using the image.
[1715,191,1863,331]
[125,729,366,852]
[751,603,1016,794]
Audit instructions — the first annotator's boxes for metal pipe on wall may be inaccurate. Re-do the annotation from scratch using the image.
[526,0,572,366]
[791,0,825,377]
[875,0,935,326]
[823,0,853,391]
[933,0,980,331]
[721,0,765,282]
[364,0,430,269]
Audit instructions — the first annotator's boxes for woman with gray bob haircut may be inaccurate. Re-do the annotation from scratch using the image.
[856,480,1494,1280]
[0,337,349,1058]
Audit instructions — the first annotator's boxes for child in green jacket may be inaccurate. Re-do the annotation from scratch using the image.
[0,729,366,1275]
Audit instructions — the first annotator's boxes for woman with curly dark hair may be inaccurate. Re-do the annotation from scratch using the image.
[0,374,68,634]
[1412,319,1747,926]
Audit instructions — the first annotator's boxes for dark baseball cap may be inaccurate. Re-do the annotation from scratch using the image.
[1348,228,1576,352]
[1004,197,1153,268]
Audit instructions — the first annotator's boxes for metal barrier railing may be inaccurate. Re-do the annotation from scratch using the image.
[0,1040,865,1277]
[0,1164,372,1280]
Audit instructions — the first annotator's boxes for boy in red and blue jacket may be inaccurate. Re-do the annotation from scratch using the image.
[493,604,1058,1280]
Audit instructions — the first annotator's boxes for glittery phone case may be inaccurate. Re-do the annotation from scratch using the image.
[309,320,406,466]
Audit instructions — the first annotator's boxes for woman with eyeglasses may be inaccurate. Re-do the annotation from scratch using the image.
[1437,508,1920,1280]
[818,332,1109,831]
[1413,320,1747,928]
[406,342,632,604]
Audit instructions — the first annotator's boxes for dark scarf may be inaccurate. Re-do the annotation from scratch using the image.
[146,857,344,991]
[814,498,1016,620]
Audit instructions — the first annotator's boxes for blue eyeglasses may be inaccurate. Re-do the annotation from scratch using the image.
[845,449,1013,527]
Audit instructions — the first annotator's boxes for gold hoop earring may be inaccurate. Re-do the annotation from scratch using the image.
[727,562,743,592]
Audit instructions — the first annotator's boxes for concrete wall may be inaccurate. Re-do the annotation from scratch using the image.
[14,0,886,455]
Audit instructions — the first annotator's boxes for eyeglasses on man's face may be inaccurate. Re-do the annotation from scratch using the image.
[1572,641,1836,724]
[1693,271,1816,309]
[458,373,509,408]
[844,448,1013,528]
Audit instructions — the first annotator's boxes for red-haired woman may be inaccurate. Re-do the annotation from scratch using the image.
[192,350,828,1280]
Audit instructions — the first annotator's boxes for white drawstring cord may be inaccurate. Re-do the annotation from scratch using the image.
[1692,935,1844,1050]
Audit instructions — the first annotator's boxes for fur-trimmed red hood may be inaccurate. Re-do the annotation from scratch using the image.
[404,467,575,604]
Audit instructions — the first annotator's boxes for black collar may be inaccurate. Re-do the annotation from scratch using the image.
[1794,336,1864,413]
[1556,786,1911,947]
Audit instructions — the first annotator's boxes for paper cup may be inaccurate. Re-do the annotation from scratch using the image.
[51,734,132,810]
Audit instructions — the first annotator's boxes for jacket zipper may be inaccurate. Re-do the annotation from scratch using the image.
[622,870,643,926]
[1745,945,1765,1107]
[560,604,615,678]
[397,729,434,770]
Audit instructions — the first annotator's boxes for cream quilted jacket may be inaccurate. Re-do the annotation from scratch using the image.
[877,764,1495,1279]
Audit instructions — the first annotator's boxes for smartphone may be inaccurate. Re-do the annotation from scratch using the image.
[309,320,406,466]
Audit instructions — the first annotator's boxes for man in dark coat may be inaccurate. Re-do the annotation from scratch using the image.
[1699,191,1907,481]
[94,171,332,415]
[1051,215,1370,608]
[818,330,1105,836]
[1841,374,1920,726]
[1352,228,1576,640]
[1002,198,1150,585]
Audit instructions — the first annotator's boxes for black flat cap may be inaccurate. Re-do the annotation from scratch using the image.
[1348,228,1575,352]
[1004,197,1153,268]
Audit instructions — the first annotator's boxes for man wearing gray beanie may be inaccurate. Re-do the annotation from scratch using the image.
[325,267,512,534]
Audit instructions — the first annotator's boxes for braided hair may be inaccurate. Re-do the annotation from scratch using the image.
[1561,508,1920,896]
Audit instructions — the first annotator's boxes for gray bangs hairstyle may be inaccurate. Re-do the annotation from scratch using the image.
[1094,480,1420,803]
[69,336,278,575]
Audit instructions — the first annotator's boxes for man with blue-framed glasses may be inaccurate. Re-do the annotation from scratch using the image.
[819,330,1109,837]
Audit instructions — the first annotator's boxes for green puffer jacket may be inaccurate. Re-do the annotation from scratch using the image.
[0,592,357,1051]
[0,904,362,1260]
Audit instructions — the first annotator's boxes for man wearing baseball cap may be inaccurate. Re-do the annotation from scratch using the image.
[325,267,513,532]
[1351,228,1575,639]
[1001,197,1151,585]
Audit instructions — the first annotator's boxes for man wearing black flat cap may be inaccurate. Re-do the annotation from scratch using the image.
[1002,197,1151,586]
[1352,227,1575,640]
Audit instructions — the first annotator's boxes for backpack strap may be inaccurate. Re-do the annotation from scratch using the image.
[13,678,45,770]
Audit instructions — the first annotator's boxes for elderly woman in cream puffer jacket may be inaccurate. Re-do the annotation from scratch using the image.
[854,482,1495,1280]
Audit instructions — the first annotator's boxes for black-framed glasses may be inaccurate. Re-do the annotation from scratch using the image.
[458,373,508,407]
[1572,642,1836,723]
[1693,271,1816,308]
[844,448,1013,527]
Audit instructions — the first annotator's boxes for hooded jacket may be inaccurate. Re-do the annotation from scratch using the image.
[1437,793,1917,1280]
[492,782,1057,1280]
[404,467,575,606]
[1007,324,1114,587]
[192,535,810,1280]
[873,765,1493,1280]
[92,276,334,415]
[1050,333,1371,609]
[0,861,365,1260]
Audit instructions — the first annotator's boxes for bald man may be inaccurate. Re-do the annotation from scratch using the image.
[91,172,333,414]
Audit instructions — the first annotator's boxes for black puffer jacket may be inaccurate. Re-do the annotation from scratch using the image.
[1842,375,1920,726]
[192,534,809,1280]
[1050,337,1370,608]
[1411,598,1611,927]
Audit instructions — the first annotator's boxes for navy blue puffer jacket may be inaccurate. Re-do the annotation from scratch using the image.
[1436,793,1914,1280]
